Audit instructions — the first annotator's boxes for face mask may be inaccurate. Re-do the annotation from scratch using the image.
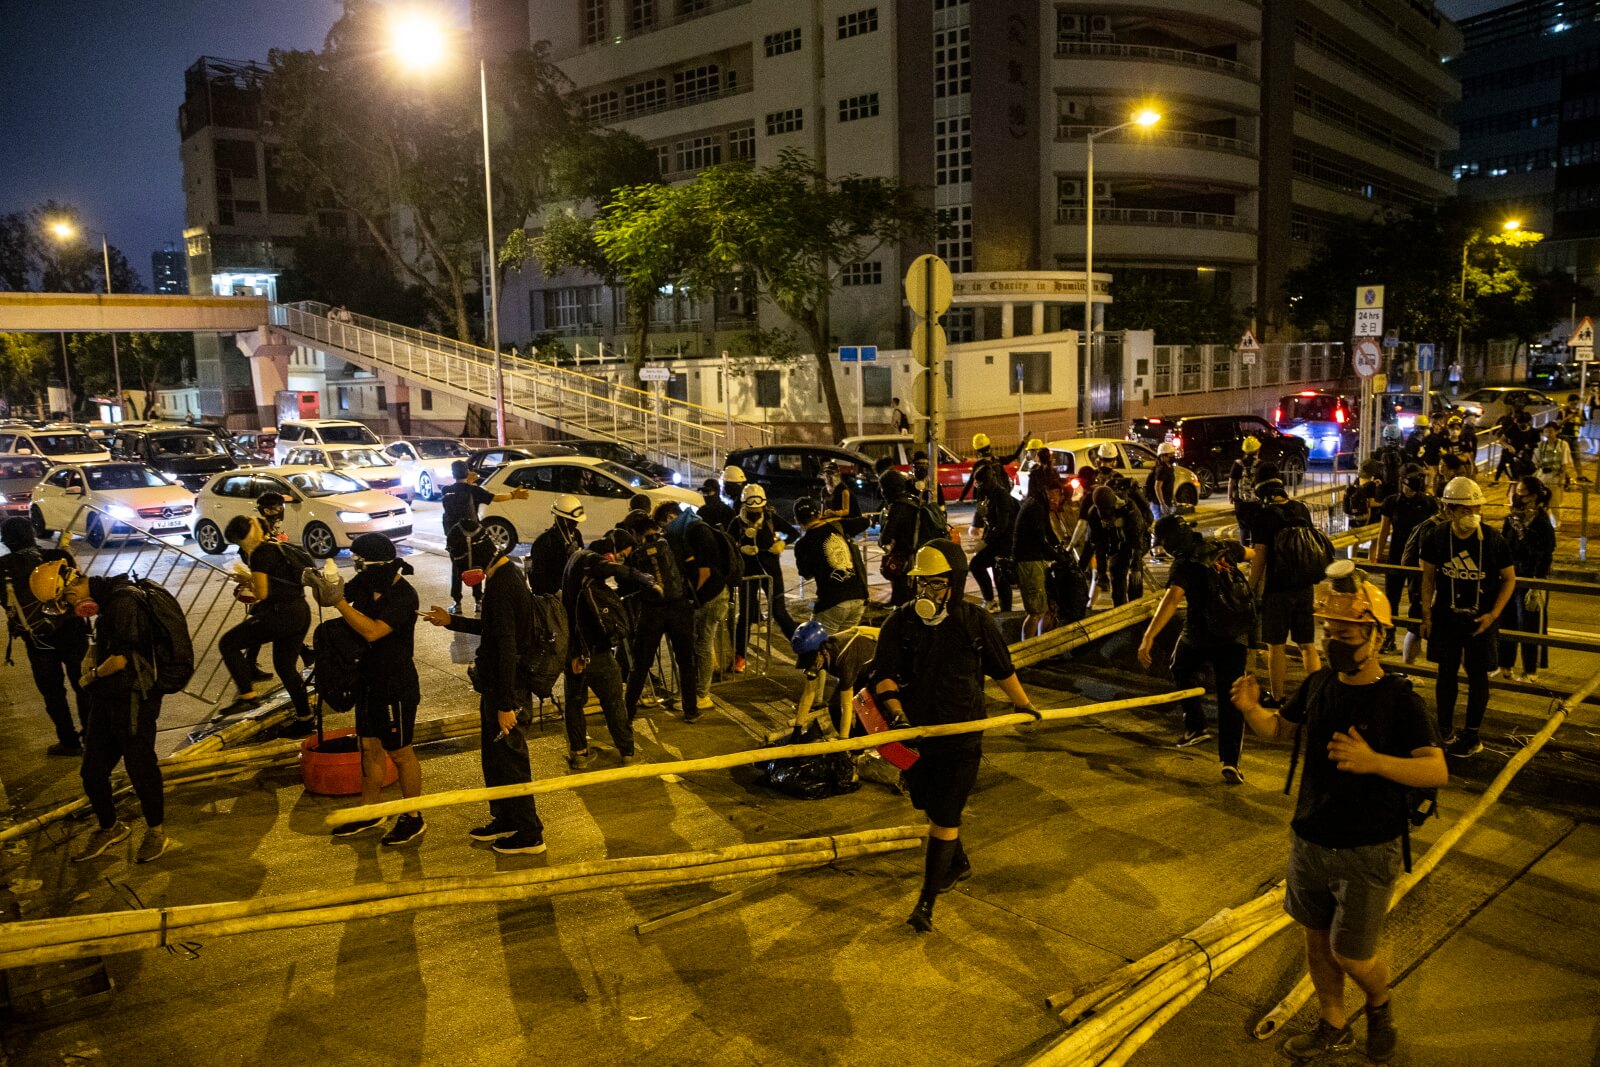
[74,598,99,618]
[913,580,950,625]
[1452,513,1481,536]
[1323,637,1367,676]
[461,568,485,586]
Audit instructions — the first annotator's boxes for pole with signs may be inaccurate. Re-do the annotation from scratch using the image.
[1417,342,1437,426]
[721,349,732,466]
[1353,337,1382,466]
[1017,360,1027,441]
[1236,329,1260,418]
[1572,317,1594,412]
[904,255,953,505]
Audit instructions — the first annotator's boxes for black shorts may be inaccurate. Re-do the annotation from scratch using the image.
[355,692,419,751]
[904,742,982,829]
[1262,587,1316,645]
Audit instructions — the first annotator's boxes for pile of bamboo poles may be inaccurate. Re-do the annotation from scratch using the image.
[1025,663,1600,1065]
[0,826,925,969]
[1010,597,1158,670]
[326,688,1205,828]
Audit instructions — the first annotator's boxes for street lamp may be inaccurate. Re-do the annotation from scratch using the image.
[1080,108,1160,429]
[1453,218,1523,398]
[46,219,125,419]
[390,10,507,446]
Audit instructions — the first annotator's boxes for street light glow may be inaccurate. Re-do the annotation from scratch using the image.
[47,220,76,240]
[389,10,448,70]
[1134,109,1161,127]
[1502,219,1522,231]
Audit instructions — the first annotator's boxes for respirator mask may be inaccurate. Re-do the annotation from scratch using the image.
[913,576,951,626]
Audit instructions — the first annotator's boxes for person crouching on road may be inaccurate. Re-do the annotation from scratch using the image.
[330,535,426,845]
[219,515,313,730]
[423,541,546,855]
[1231,562,1446,1063]
[29,559,173,864]
[566,530,659,768]
[790,620,877,738]
[791,498,867,633]
[871,540,1037,934]
[0,517,90,756]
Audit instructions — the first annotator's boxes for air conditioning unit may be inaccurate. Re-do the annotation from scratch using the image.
[1060,179,1083,201]
[1058,14,1086,40]
[1088,15,1116,40]
[1093,181,1113,202]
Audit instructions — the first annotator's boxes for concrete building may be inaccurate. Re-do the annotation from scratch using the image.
[151,243,187,295]
[495,0,1460,354]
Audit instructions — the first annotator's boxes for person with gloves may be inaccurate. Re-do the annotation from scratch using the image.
[729,483,797,670]
[0,517,90,756]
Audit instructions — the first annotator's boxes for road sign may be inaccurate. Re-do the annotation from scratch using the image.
[911,321,947,366]
[1235,329,1260,353]
[1357,285,1385,309]
[1571,316,1594,348]
[1417,342,1437,371]
[839,345,880,363]
[1241,352,1257,365]
[1353,338,1383,378]
[1382,329,1399,349]
[638,366,672,382]
[1355,308,1384,337]
[904,254,954,319]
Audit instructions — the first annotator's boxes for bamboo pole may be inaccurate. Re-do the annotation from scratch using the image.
[325,689,1204,827]
[168,705,294,761]
[1009,598,1158,670]
[1250,663,1600,1040]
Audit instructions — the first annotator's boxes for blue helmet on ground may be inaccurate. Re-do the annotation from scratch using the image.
[791,620,829,657]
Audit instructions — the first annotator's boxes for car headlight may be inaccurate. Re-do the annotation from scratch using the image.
[337,510,370,524]
[108,504,137,521]
[672,471,683,485]
[0,493,8,505]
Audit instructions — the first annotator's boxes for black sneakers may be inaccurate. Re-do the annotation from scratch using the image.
[1176,728,1211,749]
[332,817,382,839]
[937,850,972,893]
[1221,765,1245,786]
[467,818,518,842]
[906,898,935,933]
[1447,732,1484,758]
[491,830,547,855]
[382,814,426,846]
[1366,1000,1398,1063]
[1284,1020,1354,1059]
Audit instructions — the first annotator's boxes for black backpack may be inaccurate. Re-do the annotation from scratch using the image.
[255,540,315,591]
[1283,671,1438,873]
[312,617,367,712]
[565,549,633,648]
[1401,511,1449,569]
[1192,540,1257,641]
[439,482,477,532]
[111,579,195,697]
[910,500,951,551]
[523,593,569,700]
[1268,504,1335,588]
[707,524,744,586]
[636,530,688,602]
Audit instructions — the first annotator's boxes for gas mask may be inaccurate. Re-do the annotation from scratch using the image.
[1323,633,1372,676]
[461,569,485,586]
[913,576,951,626]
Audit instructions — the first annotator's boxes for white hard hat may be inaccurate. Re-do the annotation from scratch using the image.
[1096,443,1119,460]
[552,494,586,522]
[1156,441,1178,457]
[741,483,767,506]
[722,465,747,484]
[1440,476,1485,506]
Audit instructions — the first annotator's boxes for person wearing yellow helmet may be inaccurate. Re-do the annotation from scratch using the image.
[0,520,90,757]
[870,539,1037,934]
[1233,560,1445,1064]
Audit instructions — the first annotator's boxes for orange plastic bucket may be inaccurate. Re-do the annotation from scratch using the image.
[299,727,398,796]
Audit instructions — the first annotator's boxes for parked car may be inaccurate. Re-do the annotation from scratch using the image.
[725,444,882,517]
[1145,414,1308,497]
[1274,391,1357,462]
[1380,391,1459,433]
[282,445,409,499]
[273,418,383,463]
[1527,361,1578,391]
[30,462,196,547]
[193,467,413,559]
[1029,438,1201,511]
[382,438,472,500]
[232,429,278,464]
[1458,386,1559,428]
[109,424,242,492]
[477,456,702,553]
[838,434,1002,502]
[1126,416,1175,449]
[463,443,577,482]
[0,455,49,520]
[555,438,681,485]
[0,426,109,466]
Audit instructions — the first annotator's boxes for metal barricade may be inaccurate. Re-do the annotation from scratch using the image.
[734,572,776,676]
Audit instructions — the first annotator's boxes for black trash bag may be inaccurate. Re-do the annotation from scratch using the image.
[1050,552,1091,623]
[756,723,861,800]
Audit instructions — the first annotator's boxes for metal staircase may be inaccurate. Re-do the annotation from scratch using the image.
[269,302,772,478]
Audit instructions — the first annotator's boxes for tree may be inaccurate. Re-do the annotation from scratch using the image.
[0,332,54,412]
[1103,275,1241,344]
[0,211,42,292]
[277,226,431,326]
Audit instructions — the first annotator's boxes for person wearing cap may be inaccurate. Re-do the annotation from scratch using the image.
[329,534,426,845]
[1369,471,1439,655]
[958,431,1022,503]
[789,620,877,738]
[820,461,867,537]
[871,539,1037,933]
[697,476,735,529]
[792,498,867,633]
[0,518,91,755]
[218,514,314,728]
[564,531,659,768]
[423,534,547,855]
[440,460,529,612]
[526,494,587,597]
[1250,477,1325,705]
[28,557,176,864]
[1419,476,1516,757]
[729,484,798,668]
[1228,436,1265,545]
[1404,414,1430,466]
[1233,561,1445,1063]
[967,453,1020,614]
[1145,441,1181,522]
[719,465,748,512]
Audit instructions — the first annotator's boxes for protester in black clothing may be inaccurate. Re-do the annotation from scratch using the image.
[791,620,877,737]
[1228,438,1265,545]
[439,460,528,611]
[878,470,923,606]
[0,519,89,755]
[1012,479,1063,638]
[872,540,1037,933]
[1139,517,1256,784]
[1233,564,1445,1063]
[255,491,286,539]
[659,503,727,716]
[424,546,546,854]
[820,461,868,536]
[1250,479,1325,703]
[524,495,587,597]
[1086,484,1141,608]
[696,478,735,530]
[1420,476,1517,757]
[730,484,798,663]
[969,471,1019,614]
[565,532,658,768]
[446,515,495,616]
[329,535,425,845]
[792,499,867,632]
[958,432,1022,503]
[29,559,175,864]
[1369,472,1438,653]
[622,510,700,722]
[1342,460,1385,528]
[219,515,313,727]
[1497,477,1555,682]
[1403,419,1429,466]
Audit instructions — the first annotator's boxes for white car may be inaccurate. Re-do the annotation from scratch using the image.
[282,445,409,500]
[30,462,196,546]
[1457,386,1558,429]
[192,467,413,559]
[382,438,471,501]
[273,418,383,463]
[0,426,110,467]
[479,456,703,552]
[1014,438,1200,511]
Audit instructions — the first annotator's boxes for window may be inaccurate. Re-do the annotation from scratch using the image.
[654,145,672,176]
[679,0,710,15]
[629,0,655,32]
[584,0,608,44]
[766,108,804,135]
[673,64,721,104]
[728,126,755,161]
[216,474,255,498]
[623,78,668,116]
[278,424,303,443]
[1009,352,1052,395]
[840,261,883,286]
[584,91,620,123]
[420,389,433,411]
[937,204,974,274]
[675,135,722,172]
[935,115,972,185]
[933,26,971,98]
[764,27,802,56]
[838,93,880,122]
[838,8,878,38]
[755,370,782,408]
[545,287,602,329]
[862,365,892,407]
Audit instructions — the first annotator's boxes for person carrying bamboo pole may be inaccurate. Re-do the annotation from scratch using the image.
[871,539,1038,934]
[1230,562,1447,1063]
[329,535,425,845]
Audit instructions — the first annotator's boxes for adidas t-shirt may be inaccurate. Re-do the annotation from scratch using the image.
[1418,522,1513,616]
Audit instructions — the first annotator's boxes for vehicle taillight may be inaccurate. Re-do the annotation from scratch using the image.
[1299,390,1317,397]
[1069,477,1081,492]
[1173,435,1184,456]
[1273,407,1282,424]
[1148,417,1162,424]
[1334,407,1347,425]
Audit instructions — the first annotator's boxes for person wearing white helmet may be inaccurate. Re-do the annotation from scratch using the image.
[525,494,587,597]
[1146,441,1181,521]
[729,482,798,671]
[1418,476,1516,756]
[719,465,747,513]
[1233,561,1446,1064]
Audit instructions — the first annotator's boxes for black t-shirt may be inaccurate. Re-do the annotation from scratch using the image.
[250,541,307,611]
[348,570,421,703]
[1167,540,1249,646]
[873,601,1015,752]
[1251,499,1313,593]
[1419,523,1513,616]
[88,575,151,699]
[794,525,866,610]
[826,630,878,693]
[1381,492,1438,562]
[1281,671,1438,849]
[440,481,494,531]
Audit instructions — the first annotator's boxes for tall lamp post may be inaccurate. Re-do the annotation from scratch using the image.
[390,13,507,446]
[1455,218,1523,395]
[47,220,124,420]
[1081,109,1160,429]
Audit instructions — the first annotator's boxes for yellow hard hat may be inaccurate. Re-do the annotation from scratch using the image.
[906,544,954,578]
[972,432,992,451]
[1241,435,1261,454]
[1314,560,1393,630]
[1447,414,1462,425]
[1025,438,1044,451]
[1414,414,1430,428]
[28,558,73,606]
